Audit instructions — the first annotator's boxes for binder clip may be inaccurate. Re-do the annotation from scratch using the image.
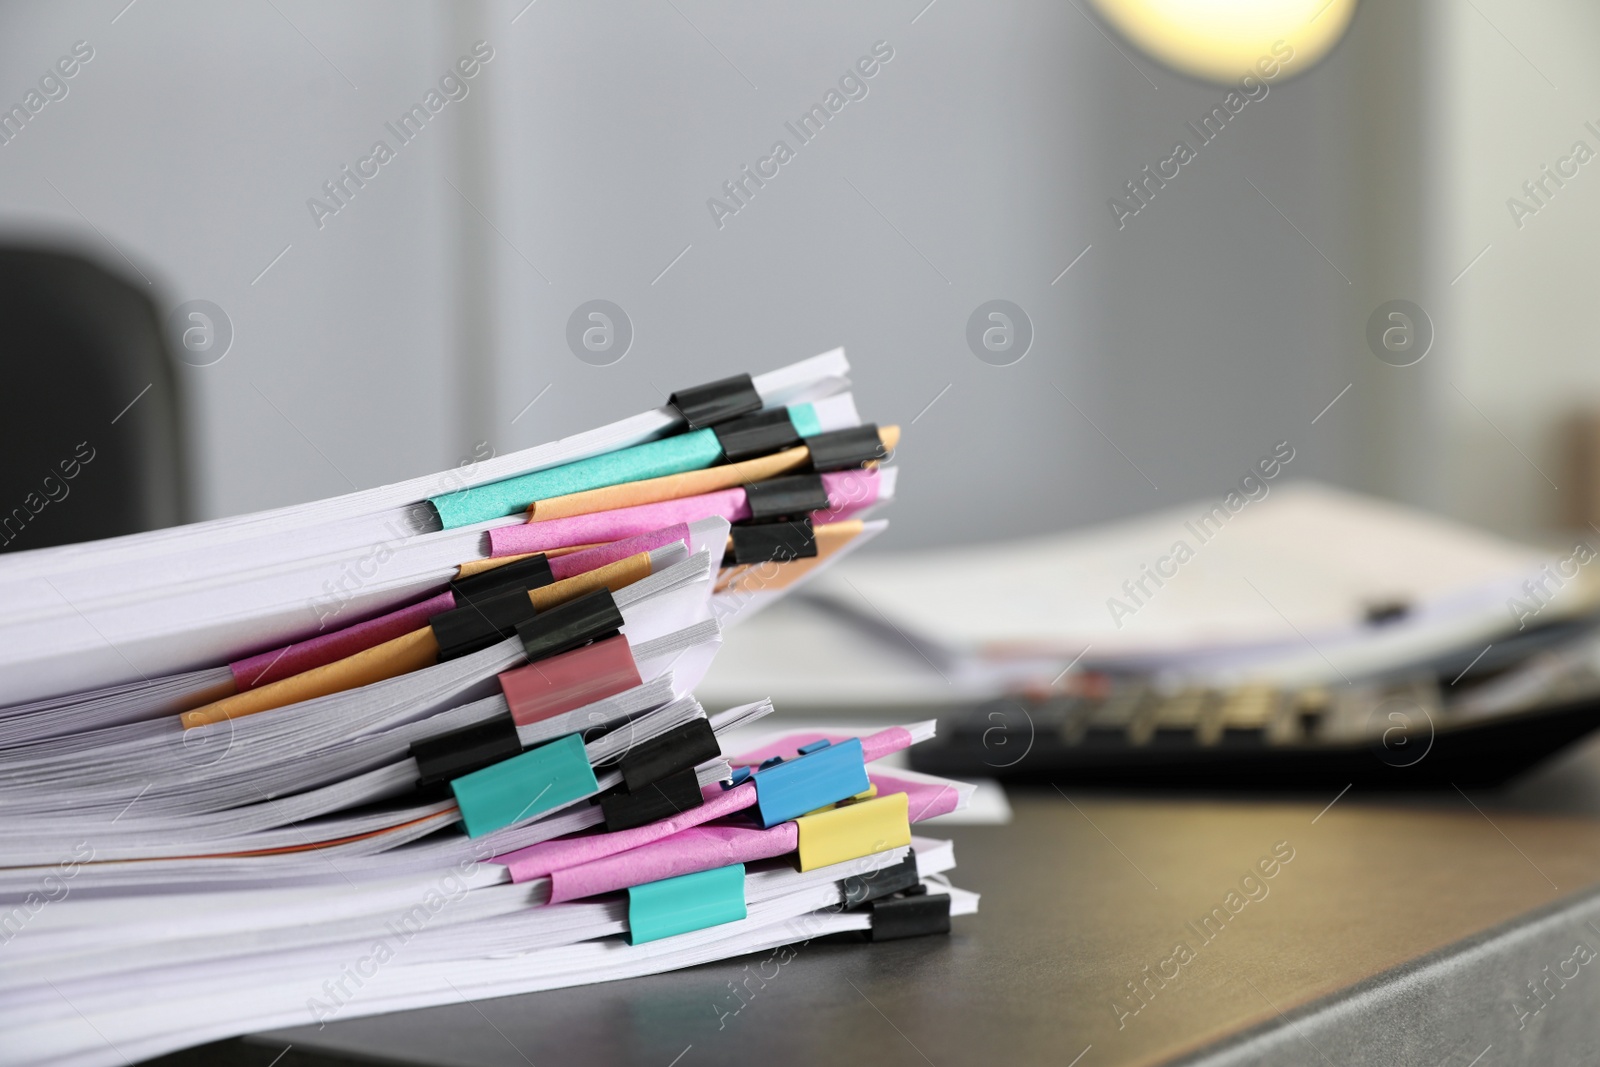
[596,718,719,831]
[430,585,541,661]
[627,863,747,944]
[410,714,523,788]
[515,587,624,664]
[500,634,642,727]
[726,518,817,565]
[844,853,922,906]
[448,553,554,604]
[744,474,831,521]
[450,732,598,838]
[793,792,911,871]
[804,424,887,471]
[868,890,952,942]
[714,408,805,462]
[751,736,869,827]
[617,718,721,792]
[669,373,763,430]
[601,767,703,832]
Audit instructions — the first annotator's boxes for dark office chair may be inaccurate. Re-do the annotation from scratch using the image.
[0,246,187,553]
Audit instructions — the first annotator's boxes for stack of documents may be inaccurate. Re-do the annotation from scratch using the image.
[0,350,978,1067]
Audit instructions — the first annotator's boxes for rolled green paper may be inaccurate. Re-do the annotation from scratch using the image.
[430,402,825,529]
[787,402,823,438]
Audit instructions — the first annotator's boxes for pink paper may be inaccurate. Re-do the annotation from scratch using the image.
[870,772,962,822]
[229,591,456,690]
[542,768,953,902]
[497,727,920,885]
[549,523,690,580]
[228,526,688,689]
[548,822,798,903]
[498,781,757,882]
[488,470,882,557]
[491,488,749,557]
[814,468,881,525]
[731,726,914,768]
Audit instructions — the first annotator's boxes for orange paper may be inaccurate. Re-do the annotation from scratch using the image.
[180,552,656,729]
[714,520,864,596]
[527,425,899,521]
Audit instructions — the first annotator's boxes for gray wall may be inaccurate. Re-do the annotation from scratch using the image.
[0,0,1443,551]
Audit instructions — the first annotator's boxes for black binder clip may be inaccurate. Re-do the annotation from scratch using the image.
[669,373,763,430]
[449,554,554,605]
[514,587,624,664]
[410,714,523,788]
[430,585,541,661]
[714,408,804,463]
[618,718,721,792]
[805,425,887,472]
[844,854,922,907]
[601,767,704,832]
[726,519,817,565]
[744,474,830,522]
[868,890,951,942]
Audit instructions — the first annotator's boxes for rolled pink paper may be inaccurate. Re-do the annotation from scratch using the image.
[491,488,748,557]
[812,467,882,525]
[549,823,797,903]
[545,771,955,903]
[229,591,456,690]
[872,772,963,822]
[227,528,691,691]
[489,469,881,557]
[496,727,920,883]
[730,725,915,768]
[548,523,690,580]
[499,781,757,882]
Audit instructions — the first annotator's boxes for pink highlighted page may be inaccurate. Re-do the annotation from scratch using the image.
[488,470,881,557]
[549,523,689,580]
[497,726,920,884]
[229,591,455,690]
[499,782,757,881]
[540,770,955,902]
[730,725,913,767]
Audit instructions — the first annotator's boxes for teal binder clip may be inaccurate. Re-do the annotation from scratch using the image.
[627,863,747,944]
[451,732,598,838]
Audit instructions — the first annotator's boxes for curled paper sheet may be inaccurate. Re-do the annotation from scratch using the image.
[544,772,960,903]
[489,469,884,557]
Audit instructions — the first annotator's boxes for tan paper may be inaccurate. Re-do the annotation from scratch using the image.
[526,425,899,521]
[715,520,864,595]
[529,551,651,610]
[454,543,600,580]
[180,627,441,728]
[181,552,657,728]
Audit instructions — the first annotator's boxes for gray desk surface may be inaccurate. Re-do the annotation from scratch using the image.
[247,732,1600,1067]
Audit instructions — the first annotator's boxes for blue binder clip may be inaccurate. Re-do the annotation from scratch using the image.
[752,737,869,827]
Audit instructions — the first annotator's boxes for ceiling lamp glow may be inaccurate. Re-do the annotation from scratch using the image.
[1085,0,1359,84]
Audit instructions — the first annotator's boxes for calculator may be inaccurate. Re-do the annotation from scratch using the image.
[909,617,1600,790]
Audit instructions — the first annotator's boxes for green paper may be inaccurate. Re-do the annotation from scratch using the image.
[429,403,823,529]
[788,402,823,438]
[432,428,724,529]
[627,863,747,944]
[451,732,598,838]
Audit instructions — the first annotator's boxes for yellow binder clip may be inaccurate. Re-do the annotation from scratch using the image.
[795,791,911,872]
